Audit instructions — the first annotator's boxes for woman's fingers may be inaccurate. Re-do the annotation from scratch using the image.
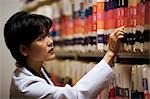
[110,27,125,41]
[118,35,124,39]
[107,26,125,55]
[111,26,124,36]
[116,31,124,39]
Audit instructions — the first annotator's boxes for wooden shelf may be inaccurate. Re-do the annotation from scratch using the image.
[55,51,150,64]
[22,0,59,12]
[55,51,77,59]
[55,51,105,58]
[117,52,150,64]
[78,52,105,58]
[117,52,149,59]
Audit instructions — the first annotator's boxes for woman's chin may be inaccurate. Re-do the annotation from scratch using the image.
[47,53,56,61]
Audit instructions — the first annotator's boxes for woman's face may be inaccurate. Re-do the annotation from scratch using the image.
[26,33,55,63]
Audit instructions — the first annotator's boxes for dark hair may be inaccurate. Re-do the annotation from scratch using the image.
[4,11,52,67]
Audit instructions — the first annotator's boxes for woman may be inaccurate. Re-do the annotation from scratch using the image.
[4,11,124,99]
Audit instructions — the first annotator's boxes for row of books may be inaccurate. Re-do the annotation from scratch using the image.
[28,0,149,53]
[44,59,150,99]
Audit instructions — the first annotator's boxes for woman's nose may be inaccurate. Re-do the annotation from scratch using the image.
[46,36,54,47]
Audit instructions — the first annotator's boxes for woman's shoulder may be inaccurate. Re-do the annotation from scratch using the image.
[12,67,46,82]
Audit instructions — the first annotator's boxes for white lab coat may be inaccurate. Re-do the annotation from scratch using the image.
[10,59,115,99]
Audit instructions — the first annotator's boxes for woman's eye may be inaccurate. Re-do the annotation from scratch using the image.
[38,35,46,41]
[37,33,51,41]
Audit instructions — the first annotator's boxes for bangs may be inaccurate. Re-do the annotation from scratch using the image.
[38,14,52,33]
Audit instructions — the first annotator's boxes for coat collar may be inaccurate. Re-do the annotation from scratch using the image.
[16,66,54,86]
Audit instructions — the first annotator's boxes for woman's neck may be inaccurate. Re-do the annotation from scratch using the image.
[26,60,43,74]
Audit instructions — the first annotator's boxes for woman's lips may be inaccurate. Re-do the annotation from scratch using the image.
[48,48,54,54]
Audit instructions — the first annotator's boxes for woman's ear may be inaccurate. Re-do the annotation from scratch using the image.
[20,45,29,56]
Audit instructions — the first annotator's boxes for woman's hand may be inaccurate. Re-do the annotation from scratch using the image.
[107,26,124,55]
[103,26,125,66]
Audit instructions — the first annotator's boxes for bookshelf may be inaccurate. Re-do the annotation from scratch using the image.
[22,0,150,98]
[21,0,150,64]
